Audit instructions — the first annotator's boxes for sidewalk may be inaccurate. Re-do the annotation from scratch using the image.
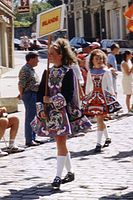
[0,51,133,200]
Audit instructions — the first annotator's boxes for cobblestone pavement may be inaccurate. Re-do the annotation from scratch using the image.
[0,51,133,200]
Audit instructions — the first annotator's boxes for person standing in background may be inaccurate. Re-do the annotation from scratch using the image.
[121,50,133,114]
[77,53,88,94]
[20,36,30,51]
[18,52,40,147]
[82,42,92,71]
[70,47,84,108]
[107,43,120,96]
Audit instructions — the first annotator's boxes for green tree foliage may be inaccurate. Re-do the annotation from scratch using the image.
[14,0,52,27]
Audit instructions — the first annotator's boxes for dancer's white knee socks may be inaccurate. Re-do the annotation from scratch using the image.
[56,156,66,178]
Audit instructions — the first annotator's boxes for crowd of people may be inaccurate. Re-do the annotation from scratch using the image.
[0,37,133,190]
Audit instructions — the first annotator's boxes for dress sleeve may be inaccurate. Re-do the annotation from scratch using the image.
[102,69,115,95]
[85,70,93,95]
[72,64,84,86]
[37,70,47,102]
[61,68,74,103]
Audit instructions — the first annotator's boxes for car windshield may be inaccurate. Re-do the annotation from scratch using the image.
[114,40,133,48]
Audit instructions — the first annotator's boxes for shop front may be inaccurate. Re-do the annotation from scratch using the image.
[0,0,14,71]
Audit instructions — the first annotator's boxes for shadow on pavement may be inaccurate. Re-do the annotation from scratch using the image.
[112,113,133,121]
[44,156,56,161]
[99,190,133,200]
[71,149,96,159]
[44,148,98,162]
[0,182,68,200]
[104,150,133,161]
[43,149,96,162]
[0,181,14,185]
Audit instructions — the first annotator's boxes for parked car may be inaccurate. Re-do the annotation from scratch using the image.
[28,39,46,51]
[36,39,48,58]
[101,39,133,67]
[38,39,48,46]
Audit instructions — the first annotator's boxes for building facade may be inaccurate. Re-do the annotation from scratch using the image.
[65,0,133,41]
[0,0,14,70]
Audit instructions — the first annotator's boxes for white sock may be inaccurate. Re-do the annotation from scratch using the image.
[65,152,72,173]
[103,128,109,139]
[9,139,15,148]
[97,130,103,145]
[56,156,66,178]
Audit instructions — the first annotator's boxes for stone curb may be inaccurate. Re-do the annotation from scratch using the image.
[0,97,19,113]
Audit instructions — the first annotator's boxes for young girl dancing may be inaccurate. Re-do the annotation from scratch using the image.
[83,49,121,153]
[31,38,91,189]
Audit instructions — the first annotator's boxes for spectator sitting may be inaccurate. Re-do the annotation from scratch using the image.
[0,107,25,157]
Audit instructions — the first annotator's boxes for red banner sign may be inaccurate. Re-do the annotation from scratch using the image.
[18,0,30,13]
[20,0,30,7]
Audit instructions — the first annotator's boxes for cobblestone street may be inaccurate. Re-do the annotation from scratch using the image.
[0,51,133,200]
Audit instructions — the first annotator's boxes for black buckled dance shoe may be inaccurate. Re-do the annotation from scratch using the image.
[61,172,75,184]
[51,176,61,189]
[94,144,102,153]
[103,138,111,148]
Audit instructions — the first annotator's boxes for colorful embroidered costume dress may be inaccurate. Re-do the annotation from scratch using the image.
[82,68,122,116]
[31,65,92,137]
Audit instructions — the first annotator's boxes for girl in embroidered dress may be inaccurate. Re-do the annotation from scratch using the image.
[83,49,122,153]
[121,50,133,114]
[33,38,91,189]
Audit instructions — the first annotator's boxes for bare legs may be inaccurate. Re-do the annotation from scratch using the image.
[7,116,19,144]
[0,118,8,140]
[126,94,132,112]
[97,115,106,131]
[55,135,68,156]
[0,116,19,146]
